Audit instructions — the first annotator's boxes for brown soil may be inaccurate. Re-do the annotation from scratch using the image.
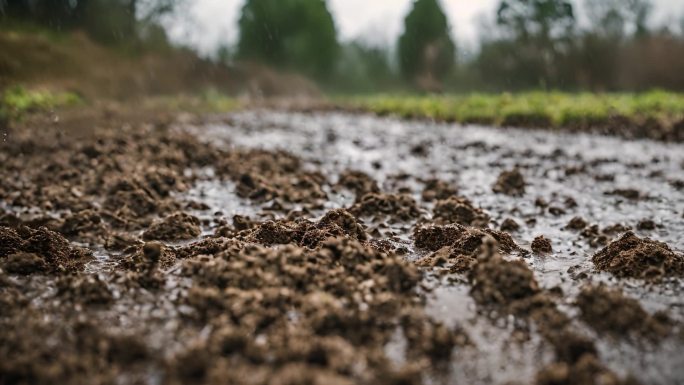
[492,168,526,196]
[0,105,679,385]
[414,225,519,273]
[566,216,588,230]
[142,212,202,241]
[421,178,458,202]
[532,235,553,253]
[535,354,637,385]
[241,208,368,248]
[0,226,92,273]
[576,285,672,341]
[336,170,380,199]
[432,196,490,227]
[349,192,422,221]
[592,231,684,279]
[176,238,467,383]
[500,218,521,232]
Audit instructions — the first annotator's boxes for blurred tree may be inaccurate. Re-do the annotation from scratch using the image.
[398,0,455,90]
[237,0,338,79]
[584,0,652,39]
[331,42,398,92]
[482,0,576,89]
[496,0,575,43]
[0,0,182,47]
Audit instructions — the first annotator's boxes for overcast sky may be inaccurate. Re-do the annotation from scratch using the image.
[163,0,684,57]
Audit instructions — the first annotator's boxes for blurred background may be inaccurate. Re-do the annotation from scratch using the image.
[1,0,684,100]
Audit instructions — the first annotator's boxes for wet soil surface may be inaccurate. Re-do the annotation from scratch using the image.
[1,109,683,385]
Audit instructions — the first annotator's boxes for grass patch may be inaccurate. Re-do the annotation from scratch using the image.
[340,91,684,128]
[1,86,82,120]
[140,90,241,114]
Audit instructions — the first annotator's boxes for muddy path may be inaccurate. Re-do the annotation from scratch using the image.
[1,109,683,385]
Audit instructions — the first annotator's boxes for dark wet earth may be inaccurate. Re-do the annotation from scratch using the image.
[191,111,684,384]
[1,109,684,385]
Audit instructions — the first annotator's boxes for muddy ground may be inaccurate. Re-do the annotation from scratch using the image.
[1,108,683,385]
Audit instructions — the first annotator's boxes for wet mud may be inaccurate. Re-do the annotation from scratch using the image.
[1,109,683,385]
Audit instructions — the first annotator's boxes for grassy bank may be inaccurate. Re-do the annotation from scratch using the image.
[1,86,82,120]
[339,92,684,140]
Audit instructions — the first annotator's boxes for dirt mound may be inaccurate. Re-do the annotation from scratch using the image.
[421,178,458,202]
[606,188,643,200]
[244,209,368,248]
[119,241,176,271]
[217,149,327,208]
[1,252,47,275]
[336,170,380,199]
[59,209,107,238]
[56,274,114,305]
[414,225,518,273]
[500,218,520,231]
[492,168,526,196]
[532,235,553,253]
[349,192,422,221]
[592,231,684,279]
[142,212,201,241]
[0,226,92,274]
[576,285,672,340]
[566,216,588,230]
[432,196,490,227]
[535,354,635,385]
[469,254,540,305]
[177,238,467,382]
[414,224,519,271]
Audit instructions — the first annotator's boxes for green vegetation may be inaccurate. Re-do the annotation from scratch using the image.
[342,91,684,127]
[398,0,455,87]
[237,0,338,79]
[0,86,82,120]
[146,90,241,114]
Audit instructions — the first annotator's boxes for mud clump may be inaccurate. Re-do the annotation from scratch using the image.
[606,188,642,200]
[532,235,553,253]
[0,316,149,384]
[58,209,108,243]
[142,212,201,241]
[177,238,466,382]
[500,218,520,232]
[349,192,421,221]
[336,170,380,198]
[57,274,114,305]
[413,225,473,272]
[566,216,588,230]
[576,285,672,341]
[245,209,368,248]
[0,226,92,274]
[414,225,466,252]
[636,219,656,230]
[218,149,327,207]
[535,354,635,385]
[469,253,540,305]
[432,196,490,227]
[492,168,526,196]
[1,252,47,275]
[414,225,518,273]
[421,178,458,202]
[119,240,175,272]
[592,231,684,279]
[104,178,162,219]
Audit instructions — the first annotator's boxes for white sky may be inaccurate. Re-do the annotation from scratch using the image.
[163,0,684,57]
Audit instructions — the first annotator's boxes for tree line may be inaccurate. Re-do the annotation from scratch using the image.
[3,0,684,92]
